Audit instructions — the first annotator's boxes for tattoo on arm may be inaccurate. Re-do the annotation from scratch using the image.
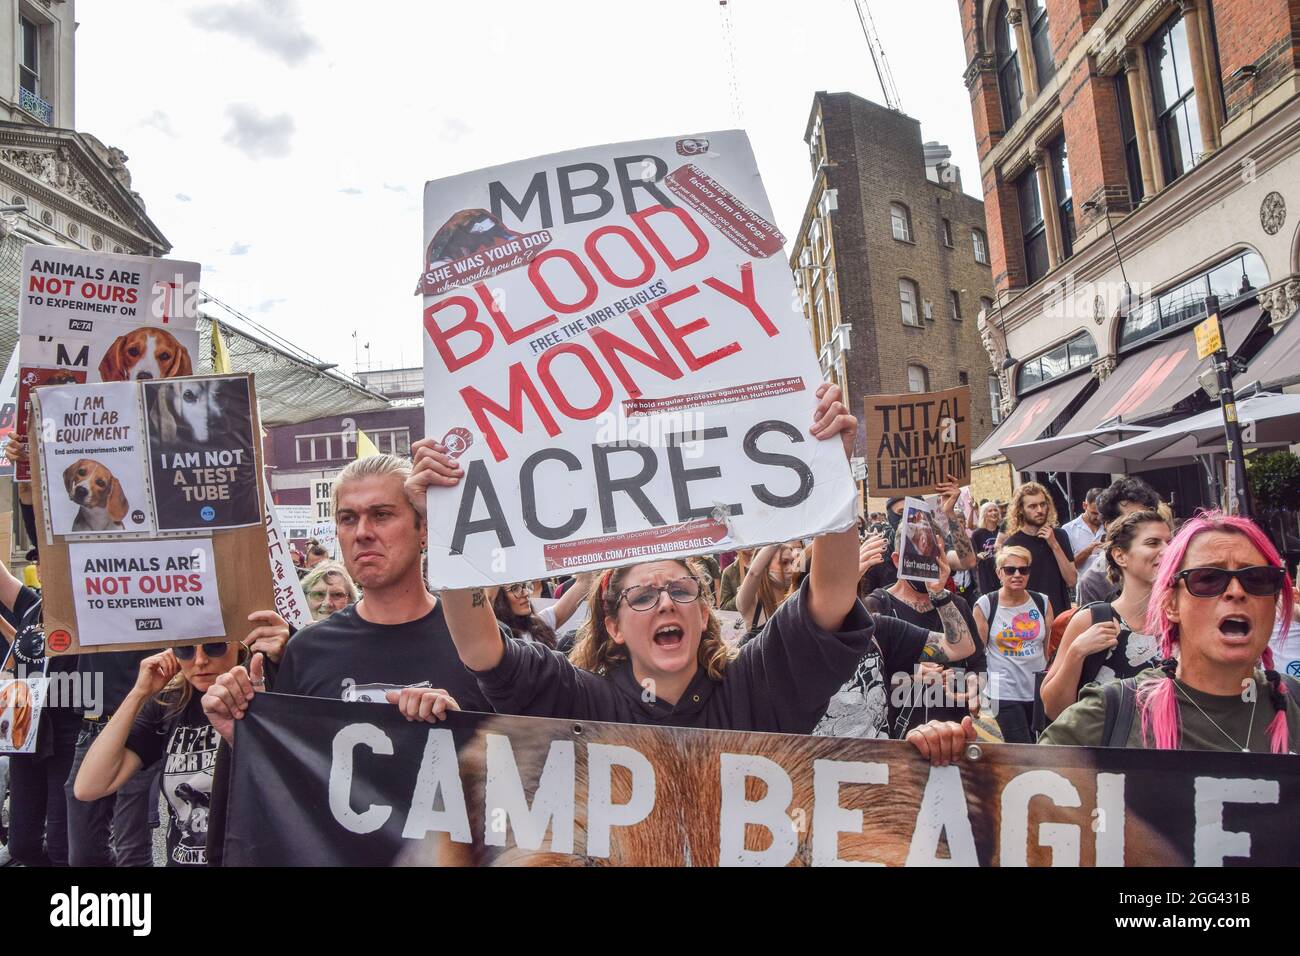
[471,589,487,608]
[950,516,975,563]
[921,602,973,663]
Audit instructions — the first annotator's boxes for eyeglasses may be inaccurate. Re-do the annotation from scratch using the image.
[617,577,701,612]
[1175,566,1286,598]
[505,583,534,596]
[1001,566,1029,576]
[173,642,231,662]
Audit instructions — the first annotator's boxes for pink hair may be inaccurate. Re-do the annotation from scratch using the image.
[1138,511,1294,753]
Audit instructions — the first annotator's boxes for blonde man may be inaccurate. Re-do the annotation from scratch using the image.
[995,481,1075,618]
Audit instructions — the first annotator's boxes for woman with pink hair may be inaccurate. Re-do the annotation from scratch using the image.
[1040,512,1298,752]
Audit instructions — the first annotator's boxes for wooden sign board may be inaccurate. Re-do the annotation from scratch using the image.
[30,373,275,655]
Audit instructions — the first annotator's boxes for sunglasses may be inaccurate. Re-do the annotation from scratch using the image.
[617,577,701,612]
[1175,566,1286,598]
[1001,566,1029,576]
[172,642,231,662]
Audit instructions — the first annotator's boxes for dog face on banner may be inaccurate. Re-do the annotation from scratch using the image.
[399,720,1180,867]
[98,328,193,381]
[153,379,223,444]
[63,458,128,532]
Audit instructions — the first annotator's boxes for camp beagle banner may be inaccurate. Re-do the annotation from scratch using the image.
[419,131,855,588]
[27,374,276,656]
[863,386,972,496]
[225,694,1300,867]
[14,246,200,481]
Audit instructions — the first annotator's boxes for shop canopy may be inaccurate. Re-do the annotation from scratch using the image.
[972,372,1094,464]
[1056,305,1263,436]
[1097,393,1300,463]
[997,421,1187,473]
[1235,309,1300,394]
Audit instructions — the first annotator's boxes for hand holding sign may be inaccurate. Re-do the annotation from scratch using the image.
[906,716,977,767]
[384,686,461,723]
[858,532,887,576]
[201,652,264,745]
[405,439,465,520]
[810,382,857,461]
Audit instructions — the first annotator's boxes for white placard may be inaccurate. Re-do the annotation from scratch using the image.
[264,481,312,629]
[69,537,226,647]
[420,131,855,588]
[0,676,48,754]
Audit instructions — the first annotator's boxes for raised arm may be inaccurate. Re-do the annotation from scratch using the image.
[936,482,977,571]
[1039,607,1118,720]
[550,571,595,630]
[75,652,176,800]
[736,544,779,625]
[917,554,976,663]
[804,383,865,633]
[441,587,508,672]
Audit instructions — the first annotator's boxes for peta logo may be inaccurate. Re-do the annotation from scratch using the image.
[135,618,163,631]
[68,319,94,332]
[50,886,151,936]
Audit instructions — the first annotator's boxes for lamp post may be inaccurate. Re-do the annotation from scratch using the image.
[1200,294,1253,516]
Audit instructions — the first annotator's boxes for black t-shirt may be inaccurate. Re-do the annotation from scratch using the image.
[2,586,80,757]
[1074,603,1162,689]
[1003,529,1075,619]
[863,588,984,732]
[971,528,999,596]
[77,650,150,719]
[476,577,897,734]
[274,601,490,712]
[125,693,218,866]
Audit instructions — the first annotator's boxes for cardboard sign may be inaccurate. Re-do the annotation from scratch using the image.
[225,697,1300,866]
[273,504,313,543]
[69,537,225,647]
[419,131,854,588]
[29,374,275,655]
[0,676,48,754]
[38,381,155,536]
[864,386,971,496]
[897,497,942,584]
[143,377,260,532]
[16,246,200,480]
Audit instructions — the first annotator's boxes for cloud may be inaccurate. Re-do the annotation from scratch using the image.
[175,193,192,203]
[439,117,471,143]
[383,183,408,194]
[140,110,177,137]
[223,104,294,159]
[189,0,319,65]
[250,297,288,313]
[228,241,252,255]
[338,187,363,195]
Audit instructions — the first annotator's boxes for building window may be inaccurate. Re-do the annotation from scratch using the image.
[899,278,921,327]
[1026,0,1055,88]
[809,115,825,174]
[994,1,1024,128]
[1051,138,1075,259]
[1115,76,1145,207]
[295,432,354,463]
[890,203,912,242]
[972,228,989,265]
[907,364,930,393]
[1016,331,1098,393]
[989,375,1004,424]
[1118,250,1269,350]
[941,218,954,248]
[19,17,39,95]
[1017,168,1049,284]
[979,296,995,320]
[949,290,963,320]
[1148,14,1201,184]
[367,428,412,456]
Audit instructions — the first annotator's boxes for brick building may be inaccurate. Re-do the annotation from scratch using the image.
[790,92,999,505]
[959,0,1300,515]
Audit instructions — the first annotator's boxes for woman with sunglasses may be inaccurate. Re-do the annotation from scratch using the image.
[493,573,594,651]
[74,618,283,866]
[410,384,978,764]
[1040,512,1298,752]
[1039,510,1171,721]
[972,545,1053,743]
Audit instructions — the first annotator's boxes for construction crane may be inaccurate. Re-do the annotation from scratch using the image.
[850,0,902,112]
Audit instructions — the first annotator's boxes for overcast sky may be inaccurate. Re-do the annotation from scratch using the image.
[75,0,979,375]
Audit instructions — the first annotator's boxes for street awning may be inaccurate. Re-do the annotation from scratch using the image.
[972,372,1094,464]
[999,421,1163,472]
[1098,393,1300,463]
[1235,309,1300,394]
[1060,305,1264,434]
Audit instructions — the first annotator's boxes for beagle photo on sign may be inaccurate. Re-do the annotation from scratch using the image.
[98,327,194,381]
[64,458,129,531]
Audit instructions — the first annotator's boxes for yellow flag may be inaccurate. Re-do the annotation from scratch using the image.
[356,428,380,460]
[211,317,233,374]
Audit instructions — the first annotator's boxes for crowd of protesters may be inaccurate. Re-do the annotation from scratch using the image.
[2,381,1297,868]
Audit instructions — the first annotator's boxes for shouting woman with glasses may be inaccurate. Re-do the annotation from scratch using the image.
[408,385,977,764]
[973,545,1053,743]
[74,611,287,866]
[1041,512,1298,752]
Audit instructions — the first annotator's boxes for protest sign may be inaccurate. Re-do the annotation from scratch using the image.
[0,675,48,755]
[143,376,260,531]
[264,483,312,630]
[309,520,338,560]
[864,385,971,496]
[273,504,313,544]
[14,365,87,480]
[69,537,225,647]
[37,381,155,537]
[225,695,1300,866]
[897,496,942,584]
[419,131,855,588]
[15,246,200,480]
[28,374,275,655]
[0,349,18,477]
